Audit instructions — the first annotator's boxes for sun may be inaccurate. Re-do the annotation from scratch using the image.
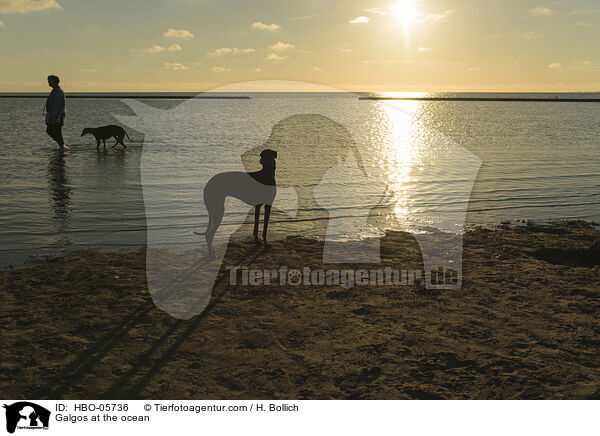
[392,0,421,29]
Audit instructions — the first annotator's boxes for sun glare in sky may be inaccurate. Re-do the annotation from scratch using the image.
[392,0,422,30]
[0,0,598,91]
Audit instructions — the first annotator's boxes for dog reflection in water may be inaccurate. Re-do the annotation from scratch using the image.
[196,149,277,257]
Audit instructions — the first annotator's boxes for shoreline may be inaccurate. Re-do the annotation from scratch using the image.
[1,221,599,399]
[5,219,598,272]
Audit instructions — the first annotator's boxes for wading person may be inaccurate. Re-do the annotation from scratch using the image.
[45,75,66,149]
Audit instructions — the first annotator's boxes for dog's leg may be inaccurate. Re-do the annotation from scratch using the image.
[103,139,106,149]
[263,204,272,247]
[96,138,100,150]
[253,205,262,245]
[205,202,224,258]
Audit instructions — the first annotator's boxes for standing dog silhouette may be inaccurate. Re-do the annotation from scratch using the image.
[81,125,131,150]
[196,149,277,256]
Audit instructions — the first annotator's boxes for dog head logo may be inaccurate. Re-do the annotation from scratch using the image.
[3,402,50,434]
[114,80,481,320]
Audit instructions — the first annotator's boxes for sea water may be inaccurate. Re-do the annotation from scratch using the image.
[0,92,598,266]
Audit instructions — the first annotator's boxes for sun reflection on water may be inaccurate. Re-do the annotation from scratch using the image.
[372,99,427,228]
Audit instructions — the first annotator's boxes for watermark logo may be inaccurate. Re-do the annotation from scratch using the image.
[227,266,435,288]
[3,402,50,434]
[115,80,481,319]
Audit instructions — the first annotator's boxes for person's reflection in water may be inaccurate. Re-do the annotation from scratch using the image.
[47,149,72,245]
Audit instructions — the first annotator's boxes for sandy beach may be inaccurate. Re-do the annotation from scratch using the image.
[1,220,599,399]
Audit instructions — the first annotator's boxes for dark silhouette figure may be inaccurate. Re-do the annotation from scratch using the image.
[242,115,366,238]
[81,125,131,150]
[45,75,66,149]
[3,402,50,434]
[196,149,277,256]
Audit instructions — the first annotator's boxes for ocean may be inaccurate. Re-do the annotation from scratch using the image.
[1,92,599,267]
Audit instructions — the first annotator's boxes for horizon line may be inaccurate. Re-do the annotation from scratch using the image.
[1,90,600,95]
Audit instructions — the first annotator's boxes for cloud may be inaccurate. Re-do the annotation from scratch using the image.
[265,52,285,61]
[425,10,456,23]
[362,58,405,65]
[363,5,454,23]
[164,62,187,70]
[311,66,323,72]
[208,47,255,56]
[212,66,230,73]
[362,7,389,15]
[547,63,561,69]
[143,44,182,53]
[417,46,434,52]
[80,68,96,72]
[424,10,456,23]
[0,0,61,13]
[163,28,194,38]
[349,16,369,24]
[568,8,600,16]
[268,41,295,51]
[568,60,591,70]
[286,14,317,21]
[529,7,553,16]
[209,47,232,56]
[466,67,480,72]
[143,45,166,53]
[251,21,281,31]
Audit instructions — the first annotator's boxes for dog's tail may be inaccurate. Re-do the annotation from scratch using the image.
[124,130,134,142]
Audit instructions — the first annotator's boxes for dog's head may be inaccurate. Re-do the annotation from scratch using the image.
[260,149,277,169]
[81,128,93,136]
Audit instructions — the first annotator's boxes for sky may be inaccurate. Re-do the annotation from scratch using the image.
[0,0,599,92]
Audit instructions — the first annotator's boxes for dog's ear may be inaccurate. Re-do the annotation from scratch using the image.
[261,149,277,160]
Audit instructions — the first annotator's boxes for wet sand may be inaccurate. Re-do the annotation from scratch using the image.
[1,221,599,399]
